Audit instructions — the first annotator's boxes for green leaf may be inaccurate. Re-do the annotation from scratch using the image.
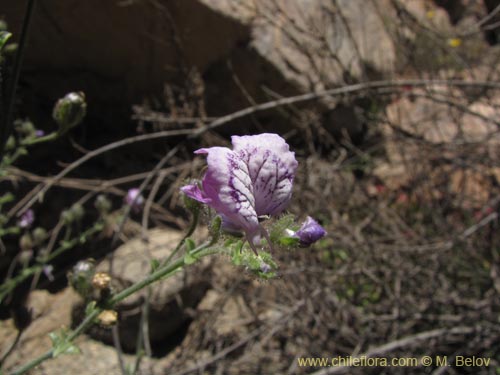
[185,238,196,252]
[278,236,300,247]
[184,252,197,265]
[0,31,11,50]
[85,301,97,316]
[50,329,81,358]
[0,192,15,206]
[150,259,160,273]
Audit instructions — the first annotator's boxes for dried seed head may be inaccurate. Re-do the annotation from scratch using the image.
[97,310,118,327]
[92,272,111,290]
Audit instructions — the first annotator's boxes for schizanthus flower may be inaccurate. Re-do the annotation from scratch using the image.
[125,188,144,213]
[293,216,327,246]
[18,209,35,229]
[181,133,298,251]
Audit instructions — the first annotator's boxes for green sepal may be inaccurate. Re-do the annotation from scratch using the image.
[184,252,197,265]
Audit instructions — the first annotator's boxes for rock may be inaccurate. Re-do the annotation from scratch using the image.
[1,288,80,371]
[76,227,211,352]
[0,0,249,104]
[374,89,500,206]
[1,0,398,138]
[1,288,162,374]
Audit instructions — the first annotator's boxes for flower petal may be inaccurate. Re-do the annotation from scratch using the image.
[197,146,261,243]
[231,133,298,216]
[180,184,212,204]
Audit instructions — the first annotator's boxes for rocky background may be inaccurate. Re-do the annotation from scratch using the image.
[2,0,500,374]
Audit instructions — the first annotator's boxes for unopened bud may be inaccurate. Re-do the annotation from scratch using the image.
[5,135,15,151]
[95,195,112,215]
[68,259,96,298]
[293,216,327,247]
[15,120,36,137]
[70,203,85,221]
[53,92,87,132]
[19,233,33,251]
[32,227,47,246]
[18,249,33,265]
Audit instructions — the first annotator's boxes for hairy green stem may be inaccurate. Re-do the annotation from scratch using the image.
[0,222,103,303]
[9,245,220,375]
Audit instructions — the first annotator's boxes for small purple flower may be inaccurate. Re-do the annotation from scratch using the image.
[181,133,298,250]
[35,130,45,137]
[260,261,272,274]
[43,265,55,282]
[294,216,327,246]
[125,188,144,213]
[18,209,35,229]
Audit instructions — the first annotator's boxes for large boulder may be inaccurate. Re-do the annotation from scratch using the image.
[1,0,397,136]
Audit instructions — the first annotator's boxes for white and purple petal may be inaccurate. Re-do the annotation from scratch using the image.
[231,133,298,216]
[196,147,261,244]
[180,184,212,204]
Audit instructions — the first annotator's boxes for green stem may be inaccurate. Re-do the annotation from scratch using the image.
[160,209,199,268]
[9,309,101,375]
[0,222,103,303]
[109,245,214,305]
[20,132,58,146]
[9,245,221,375]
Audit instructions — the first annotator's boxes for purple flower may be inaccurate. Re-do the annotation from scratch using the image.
[294,216,327,246]
[125,188,144,213]
[18,209,35,229]
[181,133,298,250]
[43,265,55,282]
[35,130,45,137]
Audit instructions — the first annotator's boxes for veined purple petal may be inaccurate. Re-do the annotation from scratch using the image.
[231,134,298,216]
[196,147,261,244]
[181,133,298,248]
[180,184,212,204]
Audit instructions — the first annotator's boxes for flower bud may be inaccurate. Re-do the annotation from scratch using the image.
[53,92,87,132]
[95,195,112,215]
[61,209,74,225]
[19,249,33,265]
[32,227,48,246]
[70,203,85,221]
[5,135,15,151]
[15,120,36,137]
[293,216,327,246]
[68,259,96,298]
[19,233,33,251]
